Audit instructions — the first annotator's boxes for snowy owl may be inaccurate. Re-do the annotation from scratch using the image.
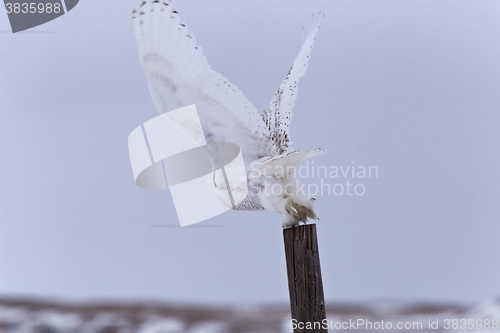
[132,0,326,228]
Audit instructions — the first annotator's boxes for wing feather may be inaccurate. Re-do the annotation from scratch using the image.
[262,13,324,155]
[132,2,324,212]
[132,0,272,164]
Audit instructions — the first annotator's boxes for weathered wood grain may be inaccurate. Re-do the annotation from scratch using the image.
[284,224,327,333]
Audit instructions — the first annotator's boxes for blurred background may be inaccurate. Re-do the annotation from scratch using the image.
[1,0,499,332]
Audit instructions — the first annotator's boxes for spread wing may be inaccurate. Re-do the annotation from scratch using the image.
[262,13,324,156]
[132,0,271,211]
[132,0,273,166]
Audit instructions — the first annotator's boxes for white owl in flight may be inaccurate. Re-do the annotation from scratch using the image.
[132,0,326,228]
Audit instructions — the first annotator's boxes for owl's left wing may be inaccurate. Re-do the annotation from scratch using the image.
[132,0,272,165]
[133,0,271,211]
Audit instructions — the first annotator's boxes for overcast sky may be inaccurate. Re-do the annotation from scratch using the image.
[1,0,499,306]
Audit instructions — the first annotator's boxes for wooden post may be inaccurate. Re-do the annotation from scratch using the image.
[284,224,327,332]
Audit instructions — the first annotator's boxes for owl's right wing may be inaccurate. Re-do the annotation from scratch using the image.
[262,13,324,156]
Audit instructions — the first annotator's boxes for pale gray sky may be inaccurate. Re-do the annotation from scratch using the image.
[1,0,499,305]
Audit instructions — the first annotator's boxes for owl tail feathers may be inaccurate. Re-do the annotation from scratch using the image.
[304,147,328,159]
[281,197,318,228]
[259,148,327,171]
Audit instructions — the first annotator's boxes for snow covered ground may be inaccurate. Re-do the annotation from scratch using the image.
[0,297,499,332]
